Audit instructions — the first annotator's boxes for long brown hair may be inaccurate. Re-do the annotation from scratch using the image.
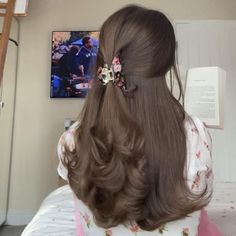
[64,5,210,231]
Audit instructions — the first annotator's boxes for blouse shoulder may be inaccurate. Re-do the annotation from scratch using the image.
[57,121,79,180]
[184,115,213,195]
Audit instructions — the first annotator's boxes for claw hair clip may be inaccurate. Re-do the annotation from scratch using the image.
[97,55,126,90]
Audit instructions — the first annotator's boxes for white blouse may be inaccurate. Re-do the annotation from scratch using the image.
[57,115,213,236]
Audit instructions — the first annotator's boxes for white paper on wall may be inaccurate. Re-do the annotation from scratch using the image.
[184,66,226,129]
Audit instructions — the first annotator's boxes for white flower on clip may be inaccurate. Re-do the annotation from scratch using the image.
[100,64,114,85]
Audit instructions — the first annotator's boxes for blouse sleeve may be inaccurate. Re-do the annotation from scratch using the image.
[57,122,78,181]
[185,116,213,196]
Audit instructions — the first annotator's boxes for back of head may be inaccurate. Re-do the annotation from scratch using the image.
[65,5,210,231]
[98,5,176,78]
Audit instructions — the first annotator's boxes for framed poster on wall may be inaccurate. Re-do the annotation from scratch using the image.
[50,31,99,98]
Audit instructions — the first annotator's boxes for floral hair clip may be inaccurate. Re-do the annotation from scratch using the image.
[97,55,126,90]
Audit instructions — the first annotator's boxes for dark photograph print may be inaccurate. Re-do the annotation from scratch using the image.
[51,31,99,98]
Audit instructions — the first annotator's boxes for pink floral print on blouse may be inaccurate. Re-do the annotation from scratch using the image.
[81,212,91,228]
[182,227,190,236]
[129,223,142,235]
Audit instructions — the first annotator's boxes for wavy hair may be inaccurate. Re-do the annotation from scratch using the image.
[63,5,211,231]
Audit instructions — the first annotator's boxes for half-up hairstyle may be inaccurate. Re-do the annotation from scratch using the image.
[63,5,211,231]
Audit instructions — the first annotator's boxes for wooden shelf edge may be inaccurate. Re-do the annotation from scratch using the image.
[0,3,7,9]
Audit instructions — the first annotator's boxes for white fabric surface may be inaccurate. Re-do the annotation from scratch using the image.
[21,185,76,236]
[21,183,236,235]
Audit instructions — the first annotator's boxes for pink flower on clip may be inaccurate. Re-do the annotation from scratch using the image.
[112,56,122,73]
[112,56,120,65]
[113,64,122,73]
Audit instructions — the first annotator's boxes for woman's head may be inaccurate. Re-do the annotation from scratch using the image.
[64,5,210,231]
[98,5,176,79]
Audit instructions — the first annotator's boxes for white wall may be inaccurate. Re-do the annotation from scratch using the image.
[7,0,236,225]
[0,17,19,225]
[176,21,236,181]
